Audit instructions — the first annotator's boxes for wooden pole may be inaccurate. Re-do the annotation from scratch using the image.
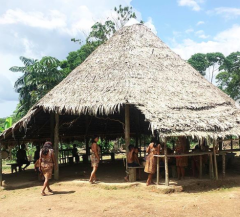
[50,113,55,144]
[164,139,169,186]
[135,111,140,148]
[213,140,218,180]
[157,156,160,185]
[199,155,202,179]
[54,113,59,180]
[140,136,142,157]
[85,115,90,158]
[222,153,226,179]
[0,144,2,186]
[209,153,214,179]
[219,138,223,151]
[125,104,130,155]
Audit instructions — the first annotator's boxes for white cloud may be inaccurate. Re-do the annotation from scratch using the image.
[177,0,201,11]
[195,30,204,35]
[0,9,67,29]
[185,28,194,33]
[198,34,209,39]
[196,21,204,25]
[210,7,240,19]
[195,30,209,39]
[144,17,157,35]
[171,25,240,60]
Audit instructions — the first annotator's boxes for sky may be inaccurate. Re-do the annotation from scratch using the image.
[0,0,240,118]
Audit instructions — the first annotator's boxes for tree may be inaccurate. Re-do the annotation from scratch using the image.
[60,41,100,75]
[113,5,137,30]
[10,56,64,116]
[188,52,225,83]
[86,20,116,44]
[188,53,208,76]
[0,117,13,133]
[216,52,240,100]
[206,52,225,83]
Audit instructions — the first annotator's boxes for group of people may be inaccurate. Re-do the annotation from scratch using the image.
[14,135,210,194]
[125,138,161,186]
[122,136,209,185]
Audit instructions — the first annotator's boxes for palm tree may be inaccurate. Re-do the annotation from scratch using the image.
[10,56,64,116]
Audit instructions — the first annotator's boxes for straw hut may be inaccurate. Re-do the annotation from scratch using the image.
[1,24,240,185]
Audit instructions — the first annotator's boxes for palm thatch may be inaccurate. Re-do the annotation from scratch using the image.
[2,24,240,140]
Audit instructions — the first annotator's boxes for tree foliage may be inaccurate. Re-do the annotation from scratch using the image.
[188,53,209,76]
[188,52,225,82]
[10,56,64,115]
[86,20,116,44]
[216,52,240,100]
[0,117,13,133]
[60,41,100,75]
[114,5,137,29]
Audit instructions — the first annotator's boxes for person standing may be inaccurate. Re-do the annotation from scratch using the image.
[39,141,56,196]
[89,136,100,184]
[72,144,79,163]
[144,139,160,186]
[34,146,41,163]
[16,144,30,170]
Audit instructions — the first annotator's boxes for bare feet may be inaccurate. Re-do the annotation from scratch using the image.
[41,192,46,196]
[124,177,129,182]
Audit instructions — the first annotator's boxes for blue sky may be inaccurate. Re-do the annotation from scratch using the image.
[0,0,240,118]
[133,0,240,44]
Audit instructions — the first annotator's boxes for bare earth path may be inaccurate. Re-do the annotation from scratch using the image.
[1,181,240,217]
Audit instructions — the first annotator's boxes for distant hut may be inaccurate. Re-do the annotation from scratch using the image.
[1,24,240,185]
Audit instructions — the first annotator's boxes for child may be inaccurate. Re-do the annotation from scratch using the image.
[124,145,140,182]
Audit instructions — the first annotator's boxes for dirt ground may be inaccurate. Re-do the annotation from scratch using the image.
[1,160,240,217]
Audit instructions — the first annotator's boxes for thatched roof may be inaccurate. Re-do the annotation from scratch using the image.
[2,23,240,140]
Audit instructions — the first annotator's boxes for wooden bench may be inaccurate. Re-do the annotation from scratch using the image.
[6,163,22,173]
[128,166,144,182]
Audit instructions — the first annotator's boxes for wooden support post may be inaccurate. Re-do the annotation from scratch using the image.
[219,138,223,151]
[222,153,226,179]
[157,157,160,185]
[85,115,90,158]
[50,113,55,144]
[213,140,218,180]
[135,111,140,148]
[164,139,169,186]
[54,113,59,180]
[0,144,2,186]
[209,154,214,179]
[125,104,130,155]
[199,155,202,179]
[140,136,142,157]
